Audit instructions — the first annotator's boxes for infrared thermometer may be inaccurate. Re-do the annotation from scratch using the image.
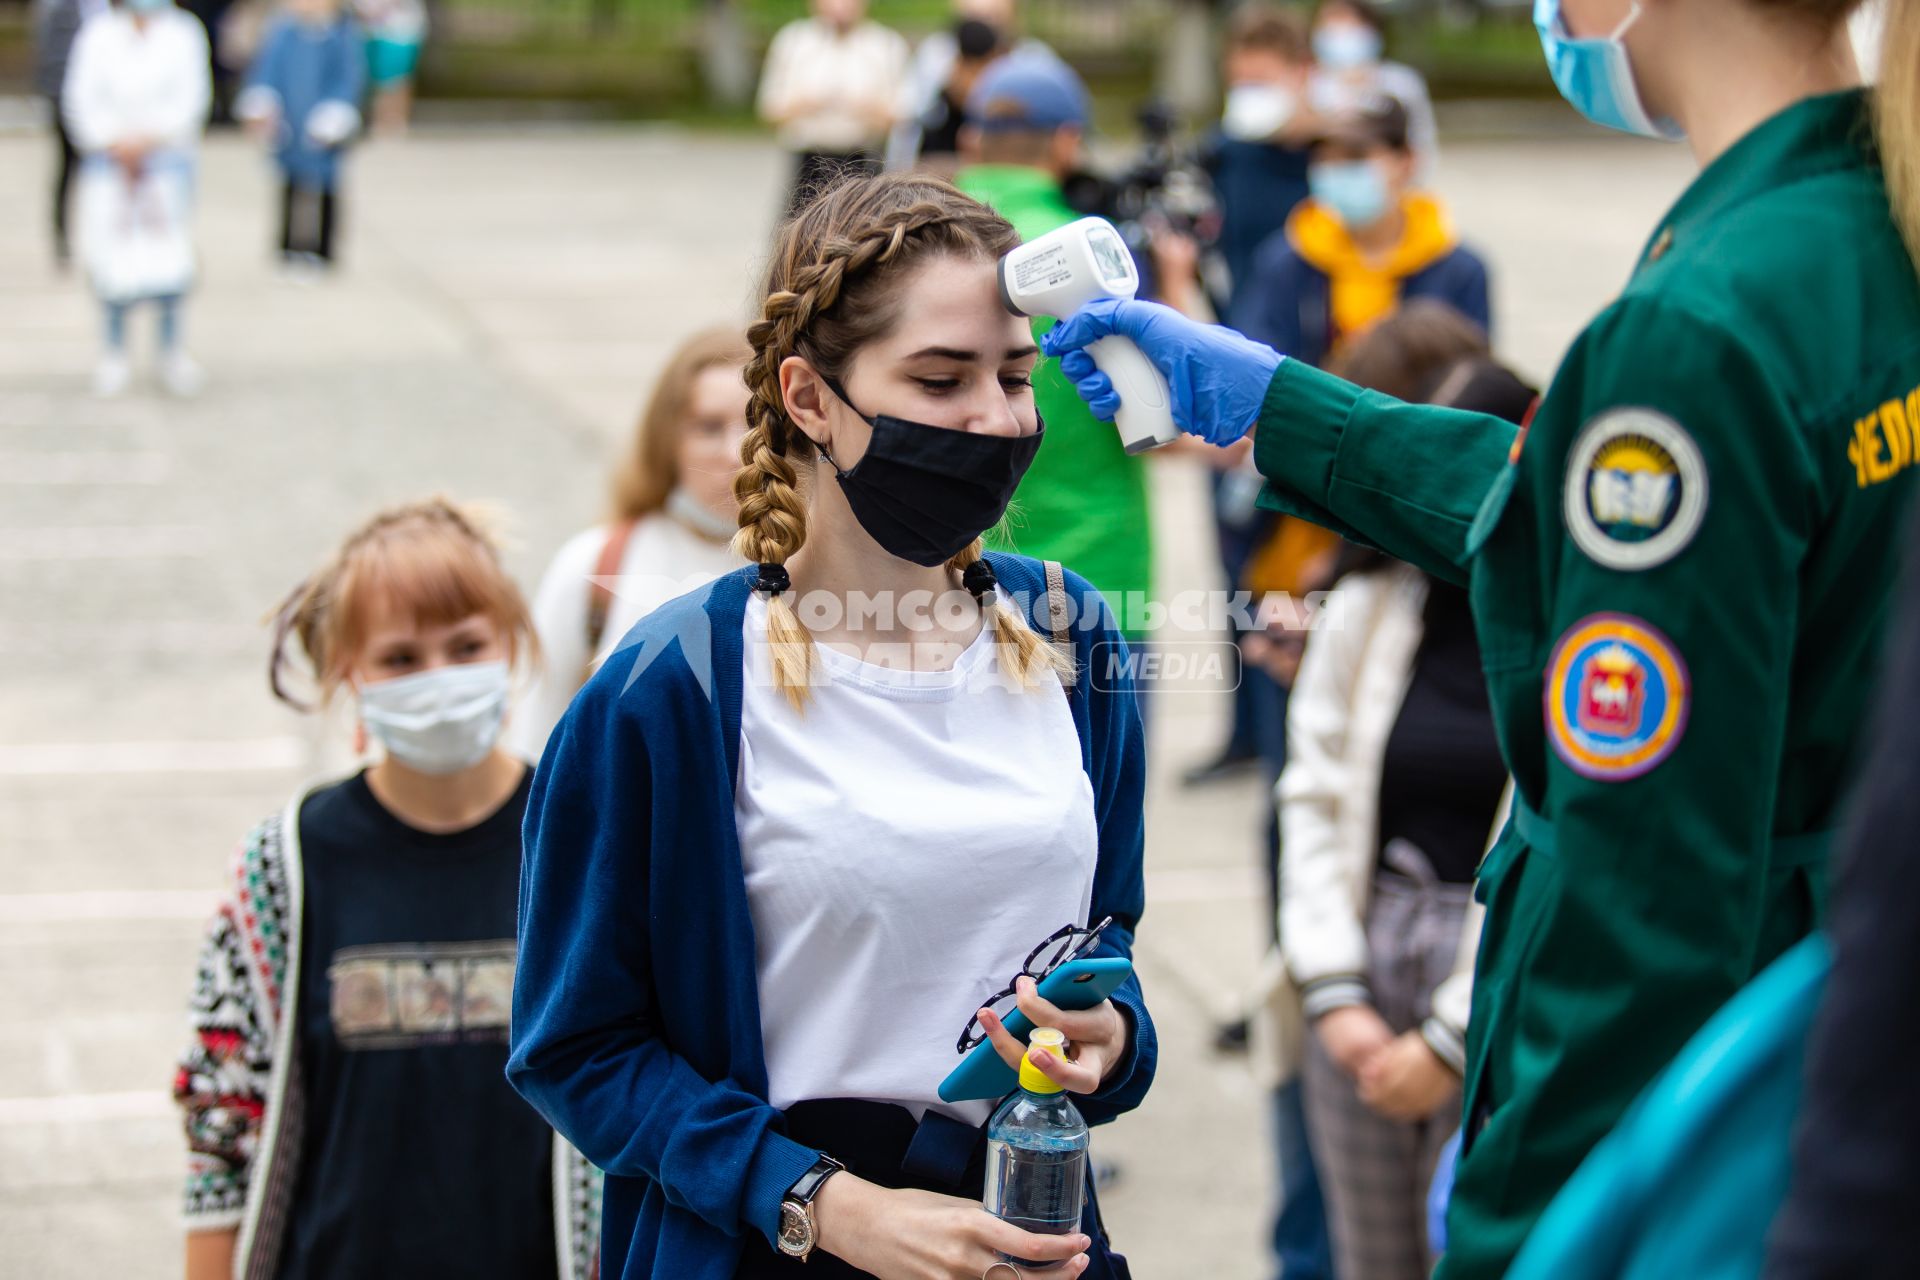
[998,216,1180,455]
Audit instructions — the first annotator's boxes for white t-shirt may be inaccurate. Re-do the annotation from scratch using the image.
[735,590,1098,1126]
[510,512,742,762]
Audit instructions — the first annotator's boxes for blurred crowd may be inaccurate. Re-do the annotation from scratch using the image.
[32,0,425,393]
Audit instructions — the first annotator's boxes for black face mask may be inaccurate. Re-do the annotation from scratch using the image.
[817,378,1043,567]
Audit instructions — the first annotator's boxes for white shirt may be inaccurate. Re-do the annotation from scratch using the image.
[735,590,1098,1126]
[61,7,210,153]
[756,17,909,154]
[510,512,742,762]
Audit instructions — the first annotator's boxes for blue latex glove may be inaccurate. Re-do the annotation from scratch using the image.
[1428,1127,1461,1258]
[1041,297,1283,447]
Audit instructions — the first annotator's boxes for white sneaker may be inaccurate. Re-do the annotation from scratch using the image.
[160,351,205,398]
[92,352,132,398]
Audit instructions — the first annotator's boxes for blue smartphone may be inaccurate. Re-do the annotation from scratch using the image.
[937,956,1134,1103]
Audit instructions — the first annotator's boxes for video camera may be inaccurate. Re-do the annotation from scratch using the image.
[1061,102,1223,267]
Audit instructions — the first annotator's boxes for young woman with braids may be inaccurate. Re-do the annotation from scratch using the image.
[509,173,1154,1280]
[174,498,601,1280]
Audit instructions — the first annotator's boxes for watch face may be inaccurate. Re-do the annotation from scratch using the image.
[777,1201,814,1257]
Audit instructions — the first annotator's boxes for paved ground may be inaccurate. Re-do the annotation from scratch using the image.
[0,118,1693,1278]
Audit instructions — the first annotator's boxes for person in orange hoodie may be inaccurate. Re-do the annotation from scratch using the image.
[1230,97,1488,369]
[1228,93,1492,638]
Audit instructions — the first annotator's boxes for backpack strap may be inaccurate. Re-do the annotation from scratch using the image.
[1043,559,1075,690]
[583,519,639,676]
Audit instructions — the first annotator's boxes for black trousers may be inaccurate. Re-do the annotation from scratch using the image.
[280,181,338,261]
[731,1099,1131,1279]
[784,150,880,220]
[51,103,77,260]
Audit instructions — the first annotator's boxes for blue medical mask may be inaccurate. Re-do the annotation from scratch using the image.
[1533,0,1682,141]
[1312,25,1383,71]
[1309,160,1391,229]
[124,0,171,11]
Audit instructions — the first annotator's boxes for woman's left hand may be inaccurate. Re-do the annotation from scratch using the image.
[977,975,1129,1094]
[1356,1031,1459,1121]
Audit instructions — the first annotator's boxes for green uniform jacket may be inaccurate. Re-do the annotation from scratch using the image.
[1250,91,1920,1276]
[957,164,1154,637]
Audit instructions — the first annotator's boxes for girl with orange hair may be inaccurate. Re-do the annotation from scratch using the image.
[174,498,600,1280]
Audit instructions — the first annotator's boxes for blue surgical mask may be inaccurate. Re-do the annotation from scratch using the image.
[1533,0,1682,141]
[1312,25,1383,71]
[1309,160,1391,229]
[124,0,171,11]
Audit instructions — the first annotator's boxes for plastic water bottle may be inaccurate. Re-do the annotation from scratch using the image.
[984,1027,1089,1270]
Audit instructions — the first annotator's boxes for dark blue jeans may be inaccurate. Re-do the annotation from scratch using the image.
[1260,672,1332,1279]
[1274,1080,1335,1280]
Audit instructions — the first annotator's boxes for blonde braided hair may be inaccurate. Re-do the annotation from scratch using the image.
[734,173,1071,709]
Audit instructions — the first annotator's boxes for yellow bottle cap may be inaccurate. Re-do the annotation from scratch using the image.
[1019,1027,1068,1095]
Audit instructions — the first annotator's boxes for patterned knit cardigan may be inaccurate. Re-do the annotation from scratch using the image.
[173,789,603,1280]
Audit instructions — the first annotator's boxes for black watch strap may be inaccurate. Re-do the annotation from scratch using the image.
[785,1154,846,1207]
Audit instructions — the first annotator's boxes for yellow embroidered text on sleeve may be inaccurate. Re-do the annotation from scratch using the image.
[1849,386,1920,488]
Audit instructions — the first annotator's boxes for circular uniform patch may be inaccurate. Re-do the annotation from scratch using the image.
[1562,408,1708,571]
[1544,613,1690,781]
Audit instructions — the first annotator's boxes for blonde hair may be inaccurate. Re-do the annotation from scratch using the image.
[1877,0,1920,263]
[1736,0,1917,263]
[735,172,1071,709]
[268,496,538,709]
[609,327,753,523]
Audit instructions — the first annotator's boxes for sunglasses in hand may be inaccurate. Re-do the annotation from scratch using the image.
[955,916,1114,1055]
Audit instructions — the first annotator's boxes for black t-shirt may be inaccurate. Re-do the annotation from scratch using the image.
[278,768,557,1280]
[1376,580,1508,885]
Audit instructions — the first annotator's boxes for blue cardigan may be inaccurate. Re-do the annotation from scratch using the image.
[508,554,1157,1280]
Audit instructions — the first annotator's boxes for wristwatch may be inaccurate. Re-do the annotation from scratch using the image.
[776,1154,847,1260]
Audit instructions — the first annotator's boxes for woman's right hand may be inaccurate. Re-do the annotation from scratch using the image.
[814,1171,1092,1279]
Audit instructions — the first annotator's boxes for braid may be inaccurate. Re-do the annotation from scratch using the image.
[948,540,1075,689]
[735,316,817,706]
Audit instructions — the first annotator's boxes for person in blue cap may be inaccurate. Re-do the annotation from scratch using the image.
[1040,0,1920,1273]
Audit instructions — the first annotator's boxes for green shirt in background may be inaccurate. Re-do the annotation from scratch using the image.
[956,164,1154,638]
